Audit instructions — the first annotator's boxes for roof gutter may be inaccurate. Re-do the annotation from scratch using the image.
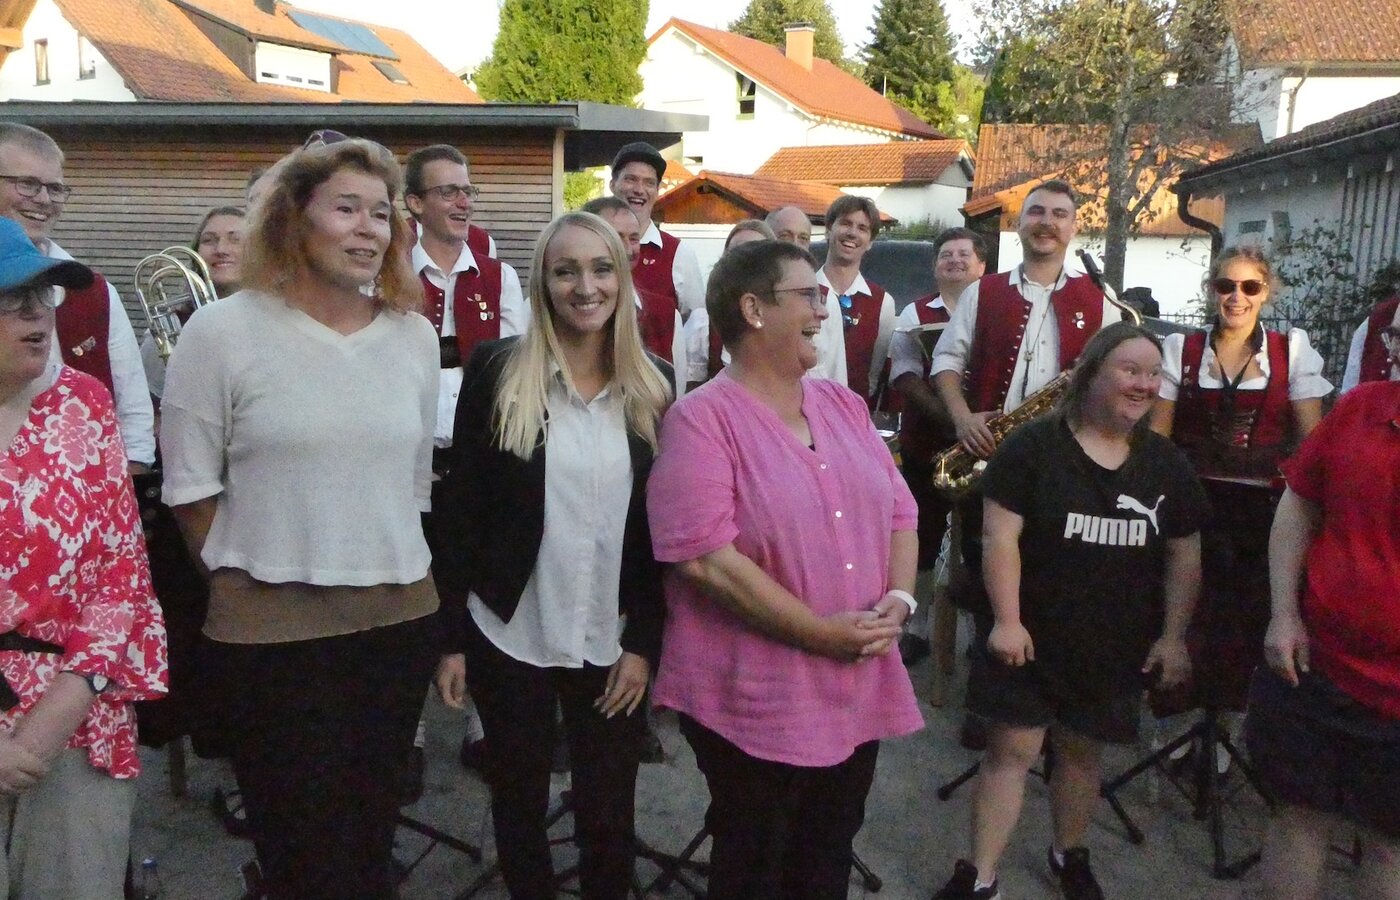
[1175,118,1400,194]
[1171,183,1224,260]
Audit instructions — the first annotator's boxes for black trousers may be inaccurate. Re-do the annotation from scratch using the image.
[204,615,436,900]
[678,714,880,900]
[462,613,643,900]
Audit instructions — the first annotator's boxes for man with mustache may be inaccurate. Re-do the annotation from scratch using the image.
[0,123,154,472]
[608,143,701,367]
[887,227,987,663]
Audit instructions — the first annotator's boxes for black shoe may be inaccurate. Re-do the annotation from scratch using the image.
[900,634,932,665]
[932,859,999,899]
[398,745,424,806]
[458,736,486,772]
[1049,847,1104,900]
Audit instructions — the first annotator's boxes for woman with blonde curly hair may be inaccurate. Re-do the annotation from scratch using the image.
[159,138,437,900]
[435,211,671,899]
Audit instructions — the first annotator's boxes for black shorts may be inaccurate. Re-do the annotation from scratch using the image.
[1244,668,1400,838]
[966,626,1141,745]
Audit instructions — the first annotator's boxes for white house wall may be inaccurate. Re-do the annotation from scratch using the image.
[1236,67,1400,142]
[0,0,136,101]
[997,231,1212,316]
[842,182,968,230]
[639,29,901,173]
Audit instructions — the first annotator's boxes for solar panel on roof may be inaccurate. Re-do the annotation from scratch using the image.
[287,10,398,60]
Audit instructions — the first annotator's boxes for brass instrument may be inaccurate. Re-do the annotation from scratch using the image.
[931,252,1144,497]
[134,247,218,360]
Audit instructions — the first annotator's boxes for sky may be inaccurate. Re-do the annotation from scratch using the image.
[290,0,979,76]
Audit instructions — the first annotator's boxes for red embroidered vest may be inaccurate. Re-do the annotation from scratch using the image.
[1174,329,1293,479]
[898,296,954,464]
[964,271,1105,414]
[466,223,494,259]
[419,256,504,362]
[822,281,888,405]
[1359,296,1400,384]
[55,273,115,396]
[633,230,681,362]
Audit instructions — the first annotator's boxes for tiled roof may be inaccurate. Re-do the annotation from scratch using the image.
[1177,90,1400,186]
[48,0,481,103]
[971,123,1257,199]
[1234,0,1400,65]
[653,170,897,224]
[650,18,939,139]
[755,140,971,185]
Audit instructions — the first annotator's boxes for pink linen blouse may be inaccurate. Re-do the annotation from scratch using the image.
[648,371,923,767]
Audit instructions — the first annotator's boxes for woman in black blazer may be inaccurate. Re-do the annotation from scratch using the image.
[435,211,672,900]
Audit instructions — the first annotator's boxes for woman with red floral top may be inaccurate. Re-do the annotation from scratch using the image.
[0,215,167,898]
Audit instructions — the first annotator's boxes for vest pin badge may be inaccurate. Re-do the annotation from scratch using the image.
[1073,311,1086,329]
[642,257,656,266]
[71,336,97,356]
[480,311,494,320]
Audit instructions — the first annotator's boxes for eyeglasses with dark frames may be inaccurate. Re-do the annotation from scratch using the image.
[0,174,72,203]
[302,129,349,149]
[1210,277,1265,297]
[422,183,481,202]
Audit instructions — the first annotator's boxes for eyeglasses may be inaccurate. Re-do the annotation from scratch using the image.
[0,174,72,203]
[0,287,58,314]
[302,129,348,149]
[839,294,860,330]
[769,286,823,311]
[422,183,480,202]
[1210,277,1265,297]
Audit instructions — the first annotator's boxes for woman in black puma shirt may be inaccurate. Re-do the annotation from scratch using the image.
[932,322,1207,900]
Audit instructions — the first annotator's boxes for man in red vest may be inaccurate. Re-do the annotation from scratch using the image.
[581,196,686,395]
[0,123,153,471]
[887,227,987,662]
[1341,294,1400,391]
[404,144,526,776]
[816,196,894,401]
[608,142,702,364]
[932,179,1120,453]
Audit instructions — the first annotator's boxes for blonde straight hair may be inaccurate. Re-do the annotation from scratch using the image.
[492,212,672,459]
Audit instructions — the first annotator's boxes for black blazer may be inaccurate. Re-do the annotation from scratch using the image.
[435,337,670,665]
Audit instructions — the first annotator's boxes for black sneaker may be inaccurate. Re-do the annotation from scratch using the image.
[1049,846,1104,900]
[932,859,1000,899]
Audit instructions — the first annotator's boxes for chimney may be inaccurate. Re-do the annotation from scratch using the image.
[254,0,276,14]
[784,22,815,71]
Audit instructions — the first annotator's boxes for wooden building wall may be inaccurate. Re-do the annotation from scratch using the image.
[43,124,558,327]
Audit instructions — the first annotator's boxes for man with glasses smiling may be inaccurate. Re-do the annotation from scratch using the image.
[0,123,154,473]
[1341,291,1400,392]
[403,143,526,780]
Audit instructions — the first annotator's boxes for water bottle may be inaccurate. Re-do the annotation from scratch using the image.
[135,857,162,900]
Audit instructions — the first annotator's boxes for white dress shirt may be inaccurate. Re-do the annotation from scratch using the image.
[1341,311,1400,392]
[468,371,631,668]
[810,268,850,385]
[888,295,948,384]
[641,221,705,317]
[931,268,1123,413]
[47,241,155,464]
[1159,327,1333,402]
[682,309,719,384]
[412,239,528,446]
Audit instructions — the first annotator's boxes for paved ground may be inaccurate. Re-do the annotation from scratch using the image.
[132,640,1365,899]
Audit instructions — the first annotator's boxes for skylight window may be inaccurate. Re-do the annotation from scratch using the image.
[373,61,410,85]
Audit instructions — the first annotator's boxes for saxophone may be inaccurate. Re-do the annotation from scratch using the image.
[931,252,1143,498]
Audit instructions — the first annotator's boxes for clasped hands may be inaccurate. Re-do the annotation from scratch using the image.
[810,592,909,663]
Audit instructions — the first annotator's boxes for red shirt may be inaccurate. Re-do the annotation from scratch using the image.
[0,367,168,777]
[1281,381,1400,719]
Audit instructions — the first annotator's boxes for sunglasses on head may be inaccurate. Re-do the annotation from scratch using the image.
[1210,277,1265,297]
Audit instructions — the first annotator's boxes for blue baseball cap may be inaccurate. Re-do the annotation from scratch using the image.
[0,217,92,294]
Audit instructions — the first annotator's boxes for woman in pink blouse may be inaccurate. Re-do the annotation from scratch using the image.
[0,216,167,898]
[647,239,923,900]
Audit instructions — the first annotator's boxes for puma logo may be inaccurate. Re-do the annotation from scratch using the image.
[1115,494,1164,536]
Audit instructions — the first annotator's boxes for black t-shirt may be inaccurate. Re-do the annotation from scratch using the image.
[981,415,1208,696]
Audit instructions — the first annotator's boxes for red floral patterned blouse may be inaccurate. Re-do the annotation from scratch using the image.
[0,366,167,778]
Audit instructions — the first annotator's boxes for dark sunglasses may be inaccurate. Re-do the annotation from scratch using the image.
[838,294,859,330]
[1210,277,1265,297]
[303,129,349,149]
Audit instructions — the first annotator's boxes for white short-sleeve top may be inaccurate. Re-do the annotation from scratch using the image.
[1159,327,1333,402]
[159,290,439,586]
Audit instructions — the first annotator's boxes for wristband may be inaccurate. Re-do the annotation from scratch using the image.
[885,589,917,617]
